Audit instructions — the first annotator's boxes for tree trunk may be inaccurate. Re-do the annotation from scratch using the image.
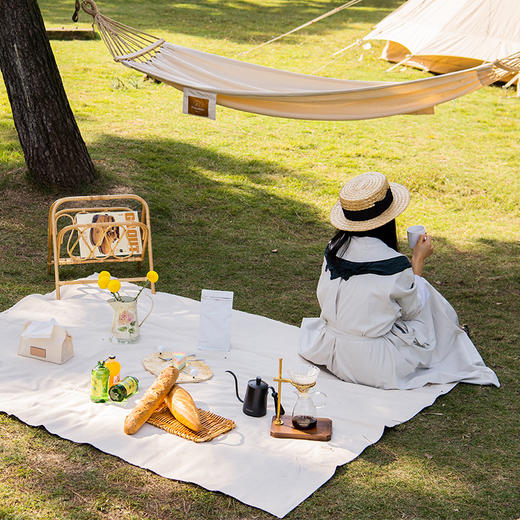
[0,0,97,187]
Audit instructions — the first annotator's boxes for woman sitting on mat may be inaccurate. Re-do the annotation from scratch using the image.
[299,172,499,390]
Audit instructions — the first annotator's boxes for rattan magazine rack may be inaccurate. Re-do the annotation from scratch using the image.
[47,194,155,300]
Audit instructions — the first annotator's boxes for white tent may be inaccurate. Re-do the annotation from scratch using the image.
[364,0,520,80]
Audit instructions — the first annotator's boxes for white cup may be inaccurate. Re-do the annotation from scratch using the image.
[407,225,426,249]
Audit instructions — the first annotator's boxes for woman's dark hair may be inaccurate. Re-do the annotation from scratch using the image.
[328,219,398,258]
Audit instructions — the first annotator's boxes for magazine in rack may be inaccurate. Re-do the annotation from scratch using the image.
[76,210,143,258]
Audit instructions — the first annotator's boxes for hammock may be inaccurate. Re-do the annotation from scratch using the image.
[79,0,520,121]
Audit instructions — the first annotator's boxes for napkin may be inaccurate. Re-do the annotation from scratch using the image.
[21,319,57,339]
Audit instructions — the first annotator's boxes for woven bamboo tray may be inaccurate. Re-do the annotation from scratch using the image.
[147,403,235,443]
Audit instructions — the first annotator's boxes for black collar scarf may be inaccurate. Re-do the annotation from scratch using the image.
[325,243,411,281]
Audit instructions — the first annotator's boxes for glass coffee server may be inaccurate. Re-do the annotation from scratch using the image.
[273,359,327,431]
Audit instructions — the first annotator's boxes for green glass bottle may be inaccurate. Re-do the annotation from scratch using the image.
[90,360,110,403]
[109,376,139,402]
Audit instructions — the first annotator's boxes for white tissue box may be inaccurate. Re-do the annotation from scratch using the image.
[18,322,74,364]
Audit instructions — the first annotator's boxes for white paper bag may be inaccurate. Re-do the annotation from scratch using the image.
[198,289,233,351]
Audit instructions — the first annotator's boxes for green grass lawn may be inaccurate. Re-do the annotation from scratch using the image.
[1,0,519,518]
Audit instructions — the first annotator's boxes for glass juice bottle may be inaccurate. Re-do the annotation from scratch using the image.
[90,361,110,403]
[105,355,121,387]
[109,376,139,402]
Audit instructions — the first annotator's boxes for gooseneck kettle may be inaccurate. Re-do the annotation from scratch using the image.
[226,371,284,417]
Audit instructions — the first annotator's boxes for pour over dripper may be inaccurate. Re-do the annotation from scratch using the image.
[287,364,319,390]
[287,364,326,430]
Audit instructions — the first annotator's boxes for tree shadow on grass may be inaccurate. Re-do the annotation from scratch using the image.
[0,133,518,519]
[89,134,335,326]
[0,133,331,322]
[40,0,403,44]
[1,131,518,326]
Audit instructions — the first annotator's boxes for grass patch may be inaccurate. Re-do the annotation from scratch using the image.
[0,0,519,518]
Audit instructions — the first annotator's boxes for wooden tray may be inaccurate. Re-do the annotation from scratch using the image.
[270,415,332,441]
[147,403,235,443]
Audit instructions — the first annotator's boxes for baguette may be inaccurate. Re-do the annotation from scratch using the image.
[124,366,179,435]
[164,384,201,432]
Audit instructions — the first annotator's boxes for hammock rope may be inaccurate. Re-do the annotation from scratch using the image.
[237,0,363,57]
[78,0,162,62]
[76,0,520,121]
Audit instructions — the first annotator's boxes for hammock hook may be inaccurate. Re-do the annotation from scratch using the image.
[72,0,80,22]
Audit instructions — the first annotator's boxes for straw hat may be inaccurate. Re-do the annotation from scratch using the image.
[330,172,410,231]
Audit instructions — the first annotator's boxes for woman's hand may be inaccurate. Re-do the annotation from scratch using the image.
[413,234,434,260]
[411,234,433,276]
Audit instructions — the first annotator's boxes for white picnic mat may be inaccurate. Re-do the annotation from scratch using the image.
[0,280,455,518]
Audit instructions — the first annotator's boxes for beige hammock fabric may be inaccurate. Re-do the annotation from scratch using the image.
[80,0,520,121]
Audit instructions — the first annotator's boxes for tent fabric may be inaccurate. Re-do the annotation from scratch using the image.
[364,0,520,76]
[80,0,519,120]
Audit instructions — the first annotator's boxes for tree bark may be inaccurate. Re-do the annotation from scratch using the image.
[0,0,97,187]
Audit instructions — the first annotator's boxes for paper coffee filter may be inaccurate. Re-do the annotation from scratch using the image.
[288,364,319,385]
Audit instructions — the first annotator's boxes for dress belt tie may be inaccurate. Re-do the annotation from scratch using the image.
[323,319,371,340]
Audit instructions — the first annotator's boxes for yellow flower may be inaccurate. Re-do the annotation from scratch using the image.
[107,279,121,294]
[98,277,110,289]
[146,270,159,283]
[97,271,111,289]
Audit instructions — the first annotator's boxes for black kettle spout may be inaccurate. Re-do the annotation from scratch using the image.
[225,370,244,403]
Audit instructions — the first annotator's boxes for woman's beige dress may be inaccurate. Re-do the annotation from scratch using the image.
[299,236,499,390]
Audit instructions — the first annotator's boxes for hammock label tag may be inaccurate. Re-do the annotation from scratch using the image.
[183,88,216,120]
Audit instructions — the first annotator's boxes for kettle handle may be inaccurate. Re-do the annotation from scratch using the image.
[269,386,285,416]
[225,370,244,403]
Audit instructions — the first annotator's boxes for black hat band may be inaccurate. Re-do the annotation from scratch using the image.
[342,187,394,222]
